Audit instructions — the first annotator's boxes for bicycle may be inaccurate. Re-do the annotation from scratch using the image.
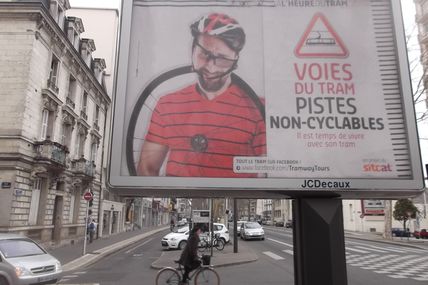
[155,255,220,285]
[198,233,224,253]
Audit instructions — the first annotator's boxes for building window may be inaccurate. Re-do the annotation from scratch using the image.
[57,5,65,29]
[75,131,86,159]
[40,109,54,140]
[29,178,43,225]
[90,143,97,163]
[94,105,99,125]
[60,124,72,148]
[67,76,77,108]
[48,55,60,88]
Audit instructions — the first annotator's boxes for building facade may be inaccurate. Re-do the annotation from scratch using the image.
[0,0,110,247]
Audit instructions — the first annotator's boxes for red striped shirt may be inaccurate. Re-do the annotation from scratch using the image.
[145,83,266,177]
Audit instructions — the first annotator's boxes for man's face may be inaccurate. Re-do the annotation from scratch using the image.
[192,34,238,92]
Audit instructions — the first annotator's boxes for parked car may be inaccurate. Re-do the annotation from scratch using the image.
[414,229,428,239]
[0,233,62,285]
[275,221,284,227]
[211,223,230,244]
[391,227,411,237]
[285,220,293,228]
[240,222,265,240]
[235,221,246,236]
[0,259,15,285]
[161,229,190,250]
[162,223,230,250]
[265,220,273,226]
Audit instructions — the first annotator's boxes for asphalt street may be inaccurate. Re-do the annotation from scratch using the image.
[57,226,428,285]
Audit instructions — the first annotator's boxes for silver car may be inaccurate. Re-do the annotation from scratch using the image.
[240,222,265,240]
[0,234,62,285]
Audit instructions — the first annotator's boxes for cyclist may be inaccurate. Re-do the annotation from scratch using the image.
[137,12,266,177]
[178,226,202,284]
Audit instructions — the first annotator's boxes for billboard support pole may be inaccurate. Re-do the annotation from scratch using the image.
[293,198,347,285]
[210,198,214,257]
[233,198,238,253]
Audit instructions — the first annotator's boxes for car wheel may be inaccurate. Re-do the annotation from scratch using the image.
[221,237,226,244]
[261,236,265,241]
[178,240,187,250]
[0,276,9,285]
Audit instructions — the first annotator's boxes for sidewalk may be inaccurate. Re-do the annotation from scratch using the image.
[344,230,428,250]
[49,225,168,272]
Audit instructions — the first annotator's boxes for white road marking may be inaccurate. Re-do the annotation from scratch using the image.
[282,249,294,255]
[267,238,293,248]
[125,238,153,254]
[263,251,285,260]
[355,246,388,253]
[345,247,369,253]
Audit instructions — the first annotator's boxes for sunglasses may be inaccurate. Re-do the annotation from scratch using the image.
[194,42,238,68]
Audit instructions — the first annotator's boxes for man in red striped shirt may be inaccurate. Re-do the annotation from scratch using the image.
[137,13,266,177]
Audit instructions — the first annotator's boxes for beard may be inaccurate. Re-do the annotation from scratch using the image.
[197,70,230,92]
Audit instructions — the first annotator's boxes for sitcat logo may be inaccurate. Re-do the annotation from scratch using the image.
[363,163,392,172]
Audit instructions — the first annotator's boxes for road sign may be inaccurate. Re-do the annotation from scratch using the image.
[83,191,93,201]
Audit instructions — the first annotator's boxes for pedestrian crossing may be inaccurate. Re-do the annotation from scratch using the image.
[263,238,428,282]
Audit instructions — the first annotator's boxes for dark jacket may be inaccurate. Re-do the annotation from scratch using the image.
[178,232,200,266]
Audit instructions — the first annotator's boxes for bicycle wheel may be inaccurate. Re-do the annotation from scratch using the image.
[194,267,220,285]
[214,239,224,251]
[155,267,181,285]
[126,66,265,176]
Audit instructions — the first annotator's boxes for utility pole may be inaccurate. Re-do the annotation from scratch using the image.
[384,200,392,240]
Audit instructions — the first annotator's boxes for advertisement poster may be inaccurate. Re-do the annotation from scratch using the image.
[109,0,423,196]
[362,200,385,216]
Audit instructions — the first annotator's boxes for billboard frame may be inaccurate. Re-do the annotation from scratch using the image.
[108,0,424,198]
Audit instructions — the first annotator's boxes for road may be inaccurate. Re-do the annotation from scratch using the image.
[58,227,428,285]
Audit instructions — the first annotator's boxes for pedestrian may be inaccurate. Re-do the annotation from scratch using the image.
[88,219,97,243]
[137,12,266,177]
[178,226,202,284]
[170,218,175,231]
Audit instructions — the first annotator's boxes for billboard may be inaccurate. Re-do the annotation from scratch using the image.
[362,200,385,216]
[109,0,424,198]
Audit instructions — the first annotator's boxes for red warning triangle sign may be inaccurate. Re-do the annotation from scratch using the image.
[295,13,349,58]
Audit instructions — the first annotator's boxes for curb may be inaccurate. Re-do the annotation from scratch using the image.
[345,234,428,250]
[62,227,168,272]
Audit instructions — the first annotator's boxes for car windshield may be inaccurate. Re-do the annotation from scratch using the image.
[0,239,45,258]
[246,222,261,229]
[174,226,188,233]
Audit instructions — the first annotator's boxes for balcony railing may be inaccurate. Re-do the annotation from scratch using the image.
[71,157,95,177]
[66,97,76,109]
[47,78,59,94]
[34,140,68,167]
